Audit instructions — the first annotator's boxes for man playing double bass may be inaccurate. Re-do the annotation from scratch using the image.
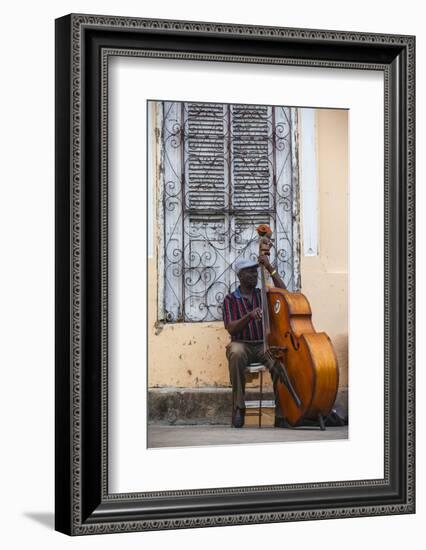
[223,256,289,429]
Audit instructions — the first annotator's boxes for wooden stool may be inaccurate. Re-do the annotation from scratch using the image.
[232,362,272,428]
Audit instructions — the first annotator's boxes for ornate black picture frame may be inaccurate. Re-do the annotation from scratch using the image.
[55,14,415,535]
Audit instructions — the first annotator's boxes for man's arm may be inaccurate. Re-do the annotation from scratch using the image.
[258,255,286,289]
[270,270,286,290]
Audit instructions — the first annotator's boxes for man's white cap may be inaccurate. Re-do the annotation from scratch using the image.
[234,258,258,274]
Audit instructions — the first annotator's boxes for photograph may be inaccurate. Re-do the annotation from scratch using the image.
[147,100,348,448]
[0,0,421,546]
[53,10,415,536]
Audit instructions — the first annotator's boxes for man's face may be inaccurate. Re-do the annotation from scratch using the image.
[238,266,258,289]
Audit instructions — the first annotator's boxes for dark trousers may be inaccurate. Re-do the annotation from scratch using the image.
[226,341,284,419]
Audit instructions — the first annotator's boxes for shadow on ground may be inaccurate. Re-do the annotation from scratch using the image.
[24,512,54,530]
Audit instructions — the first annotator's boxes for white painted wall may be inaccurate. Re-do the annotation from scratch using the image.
[0,1,423,549]
[300,108,319,256]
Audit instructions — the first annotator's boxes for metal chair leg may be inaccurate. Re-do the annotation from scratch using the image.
[231,390,235,427]
[318,413,326,431]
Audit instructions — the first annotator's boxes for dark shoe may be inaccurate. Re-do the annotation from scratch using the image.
[274,417,293,429]
[232,407,245,428]
[325,408,346,426]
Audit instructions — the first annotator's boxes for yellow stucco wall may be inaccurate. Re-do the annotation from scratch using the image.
[148,107,348,391]
[300,109,349,388]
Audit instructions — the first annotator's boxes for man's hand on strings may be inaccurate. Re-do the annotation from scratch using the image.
[249,307,263,321]
[258,254,273,274]
[258,255,286,289]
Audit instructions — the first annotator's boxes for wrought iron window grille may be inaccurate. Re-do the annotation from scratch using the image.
[156,101,301,322]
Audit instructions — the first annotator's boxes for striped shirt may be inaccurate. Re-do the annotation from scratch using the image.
[222,286,263,342]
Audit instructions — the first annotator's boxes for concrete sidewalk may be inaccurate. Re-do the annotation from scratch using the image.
[147,424,348,448]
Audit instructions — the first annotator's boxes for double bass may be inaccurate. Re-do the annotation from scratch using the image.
[257,224,339,430]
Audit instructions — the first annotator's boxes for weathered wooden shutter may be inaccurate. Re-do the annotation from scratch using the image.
[183,104,229,321]
[231,105,300,290]
[231,104,274,270]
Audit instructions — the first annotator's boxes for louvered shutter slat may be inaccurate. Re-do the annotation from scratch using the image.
[186,104,226,212]
[231,105,272,213]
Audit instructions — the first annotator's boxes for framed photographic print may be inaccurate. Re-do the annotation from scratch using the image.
[55,13,415,535]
